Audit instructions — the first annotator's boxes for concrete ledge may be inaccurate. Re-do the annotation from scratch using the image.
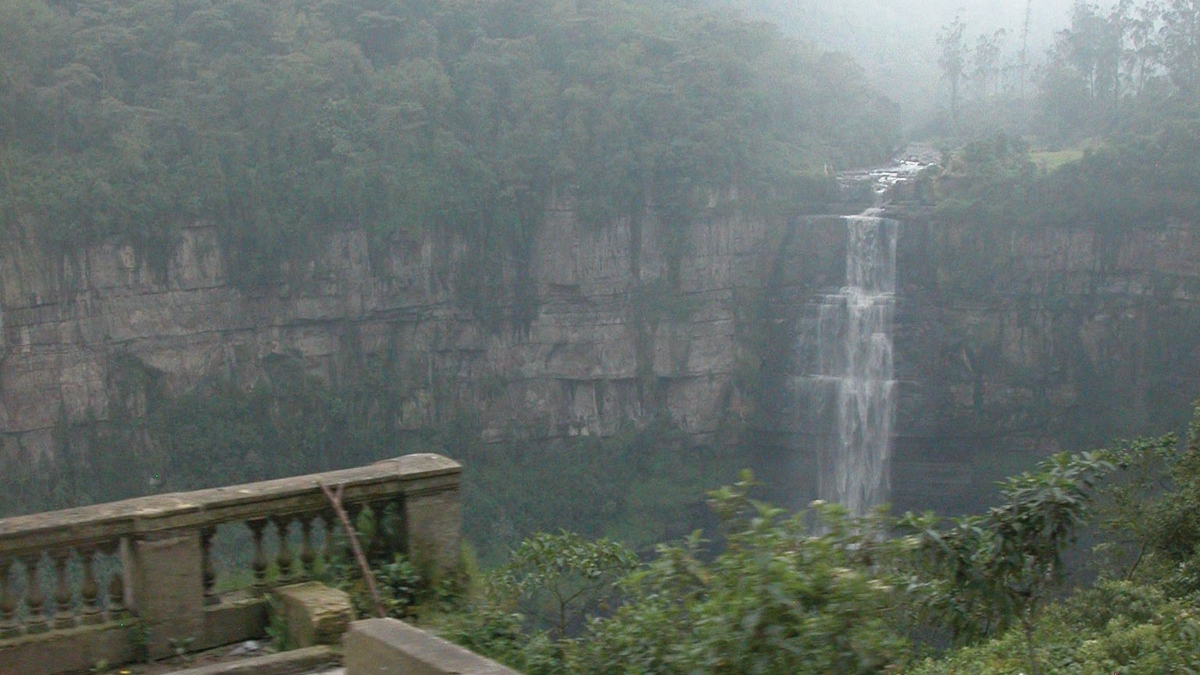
[166,645,339,675]
[273,582,352,647]
[345,619,518,675]
[202,594,268,650]
[0,622,135,675]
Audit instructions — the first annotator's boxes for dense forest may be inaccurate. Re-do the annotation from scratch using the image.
[0,0,897,291]
[932,0,1200,143]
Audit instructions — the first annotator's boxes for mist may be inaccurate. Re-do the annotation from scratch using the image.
[726,0,1078,125]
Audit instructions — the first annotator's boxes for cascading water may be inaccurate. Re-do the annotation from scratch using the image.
[800,208,897,516]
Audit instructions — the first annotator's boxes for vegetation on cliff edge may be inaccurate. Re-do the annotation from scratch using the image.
[0,0,897,307]
[390,403,1200,675]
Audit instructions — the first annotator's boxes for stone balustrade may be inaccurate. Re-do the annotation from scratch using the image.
[0,454,461,675]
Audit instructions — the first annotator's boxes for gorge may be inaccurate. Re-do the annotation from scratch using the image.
[4,155,1200,534]
[6,0,1200,670]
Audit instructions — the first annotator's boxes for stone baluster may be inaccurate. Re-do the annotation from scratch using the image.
[100,541,126,619]
[389,496,408,557]
[366,500,388,564]
[345,502,363,577]
[107,573,126,618]
[346,502,363,533]
[321,510,336,569]
[273,516,294,583]
[50,548,75,629]
[78,546,103,625]
[201,526,218,606]
[0,557,18,638]
[248,519,269,594]
[393,496,409,557]
[364,499,384,562]
[298,513,316,580]
[21,554,48,634]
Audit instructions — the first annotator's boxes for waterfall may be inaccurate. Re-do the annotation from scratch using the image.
[800,209,897,516]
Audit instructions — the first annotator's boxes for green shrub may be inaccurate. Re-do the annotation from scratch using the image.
[442,475,915,675]
[905,580,1200,675]
[492,532,638,640]
[570,481,913,675]
[378,554,423,618]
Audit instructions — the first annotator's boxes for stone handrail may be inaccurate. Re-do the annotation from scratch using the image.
[0,454,462,675]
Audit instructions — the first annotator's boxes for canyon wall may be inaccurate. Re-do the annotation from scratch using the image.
[0,204,825,462]
[3,204,1200,514]
[890,218,1200,511]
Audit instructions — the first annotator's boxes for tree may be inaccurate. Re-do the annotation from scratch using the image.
[1095,402,1200,594]
[1019,0,1033,99]
[972,29,1007,101]
[903,452,1114,675]
[1065,2,1124,106]
[938,15,969,130]
[1159,0,1200,100]
[1120,0,1164,98]
[1040,1,1131,136]
[492,531,638,639]
[0,0,899,302]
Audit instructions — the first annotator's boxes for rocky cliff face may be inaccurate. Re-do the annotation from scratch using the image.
[889,218,1200,511]
[4,205,1200,514]
[0,203,818,463]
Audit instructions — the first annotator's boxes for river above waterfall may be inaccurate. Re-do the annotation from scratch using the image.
[837,144,939,203]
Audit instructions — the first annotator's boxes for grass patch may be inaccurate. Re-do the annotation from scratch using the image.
[1029,148,1086,172]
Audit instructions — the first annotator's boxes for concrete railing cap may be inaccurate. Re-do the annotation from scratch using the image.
[345,618,519,675]
[0,454,460,556]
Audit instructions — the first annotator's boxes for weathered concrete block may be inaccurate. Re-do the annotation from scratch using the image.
[132,530,205,659]
[273,582,352,647]
[202,594,268,650]
[345,618,517,675]
[404,488,461,575]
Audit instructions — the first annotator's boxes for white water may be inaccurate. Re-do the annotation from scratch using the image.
[802,209,897,515]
